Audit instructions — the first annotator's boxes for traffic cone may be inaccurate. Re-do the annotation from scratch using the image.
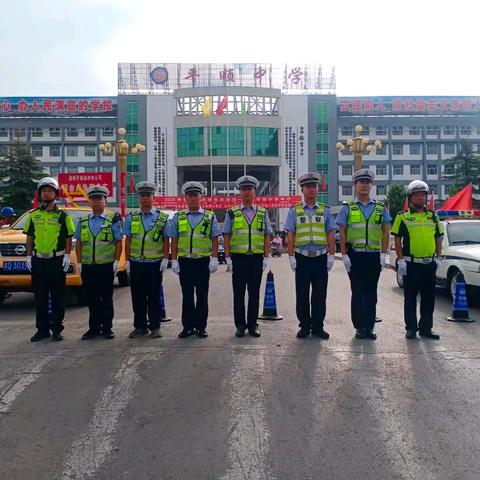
[446,272,475,322]
[258,270,283,321]
[159,284,171,322]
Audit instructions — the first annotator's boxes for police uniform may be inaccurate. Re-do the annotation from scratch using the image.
[24,183,75,341]
[284,172,336,338]
[124,182,170,337]
[336,169,392,338]
[168,181,222,338]
[392,207,443,337]
[223,175,273,337]
[74,185,123,339]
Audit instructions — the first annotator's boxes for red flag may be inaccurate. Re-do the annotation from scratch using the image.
[428,191,435,210]
[440,183,473,210]
[215,95,228,115]
[320,174,326,192]
[403,197,409,211]
[129,175,135,193]
[33,191,38,208]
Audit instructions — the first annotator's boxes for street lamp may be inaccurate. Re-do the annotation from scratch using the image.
[99,127,145,217]
[336,125,382,172]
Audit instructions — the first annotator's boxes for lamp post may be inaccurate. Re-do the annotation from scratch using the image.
[336,125,382,172]
[99,127,145,217]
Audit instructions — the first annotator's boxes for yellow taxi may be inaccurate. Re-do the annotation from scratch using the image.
[0,207,128,305]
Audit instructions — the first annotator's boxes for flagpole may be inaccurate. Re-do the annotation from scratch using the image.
[209,103,213,196]
[243,98,247,176]
[226,90,230,196]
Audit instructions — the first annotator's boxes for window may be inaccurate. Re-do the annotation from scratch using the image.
[361,126,369,135]
[0,128,8,137]
[66,145,78,157]
[444,164,454,175]
[342,185,353,196]
[376,145,386,155]
[377,185,387,195]
[376,164,386,175]
[102,127,114,137]
[444,143,455,155]
[409,126,421,135]
[392,144,403,155]
[393,165,403,175]
[317,164,329,173]
[85,145,96,157]
[410,164,421,175]
[101,166,114,173]
[250,128,278,156]
[67,127,78,137]
[341,126,352,136]
[0,145,6,156]
[376,126,386,136]
[50,166,60,177]
[392,126,403,135]
[316,122,328,134]
[177,127,205,157]
[49,128,61,137]
[342,165,353,176]
[410,144,421,155]
[13,128,26,138]
[49,145,60,157]
[460,126,471,135]
[30,127,43,137]
[443,126,455,135]
[427,144,438,155]
[84,166,97,172]
[65,166,78,173]
[427,164,438,175]
[31,145,43,157]
[426,126,438,135]
[84,127,96,137]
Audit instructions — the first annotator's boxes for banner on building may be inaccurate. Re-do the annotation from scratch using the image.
[154,195,302,210]
[58,173,113,197]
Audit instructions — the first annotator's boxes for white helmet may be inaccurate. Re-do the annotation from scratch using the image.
[37,177,59,193]
[407,180,429,196]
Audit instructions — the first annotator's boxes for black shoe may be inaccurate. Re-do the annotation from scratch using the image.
[129,328,148,338]
[81,330,100,340]
[355,329,367,339]
[102,331,115,339]
[405,330,417,339]
[196,330,208,338]
[248,328,261,338]
[365,331,377,340]
[419,330,440,340]
[296,328,310,339]
[312,328,330,340]
[52,332,64,342]
[178,329,195,339]
[235,329,246,337]
[30,331,50,342]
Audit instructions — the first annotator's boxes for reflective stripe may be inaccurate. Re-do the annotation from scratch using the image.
[130,211,168,260]
[294,204,327,247]
[230,206,266,254]
[177,210,213,257]
[401,210,438,257]
[346,202,384,250]
[79,212,116,265]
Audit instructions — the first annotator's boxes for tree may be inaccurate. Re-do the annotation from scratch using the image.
[443,143,480,189]
[0,142,45,214]
[386,183,407,222]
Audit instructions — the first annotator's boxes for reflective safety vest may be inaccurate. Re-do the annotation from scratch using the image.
[230,206,266,254]
[129,210,169,261]
[294,203,327,247]
[346,201,385,250]
[79,211,117,265]
[401,209,439,258]
[177,210,213,257]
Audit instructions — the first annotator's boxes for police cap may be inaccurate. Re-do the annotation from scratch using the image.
[298,172,321,187]
[182,181,205,195]
[352,168,375,183]
[86,184,109,198]
[236,175,259,189]
[135,181,156,195]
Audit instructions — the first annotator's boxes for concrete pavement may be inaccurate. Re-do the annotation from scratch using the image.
[1,257,480,480]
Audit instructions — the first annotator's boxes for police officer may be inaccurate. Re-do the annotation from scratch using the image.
[168,181,222,338]
[392,180,443,340]
[74,185,123,340]
[223,175,273,338]
[124,182,170,338]
[284,172,336,339]
[336,169,391,340]
[24,177,75,342]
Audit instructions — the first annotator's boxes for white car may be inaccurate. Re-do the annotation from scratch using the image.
[390,218,480,299]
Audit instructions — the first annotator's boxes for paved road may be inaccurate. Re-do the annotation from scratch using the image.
[1,257,480,480]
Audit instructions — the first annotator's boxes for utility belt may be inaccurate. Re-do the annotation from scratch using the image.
[294,248,327,257]
[404,255,434,264]
[33,250,65,259]
[351,247,379,253]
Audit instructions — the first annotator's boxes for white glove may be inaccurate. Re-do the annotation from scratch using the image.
[126,260,130,274]
[397,258,407,277]
[263,257,268,271]
[327,254,335,272]
[380,253,386,272]
[62,254,71,273]
[434,256,442,268]
[77,262,82,275]
[342,255,351,273]
[172,259,180,275]
[113,260,119,274]
[226,257,233,272]
[209,257,219,273]
[26,255,32,272]
[289,256,296,272]
[160,258,169,273]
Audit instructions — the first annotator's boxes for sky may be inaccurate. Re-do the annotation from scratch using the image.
[0,0,477,97]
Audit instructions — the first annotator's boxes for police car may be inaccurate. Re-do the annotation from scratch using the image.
[391,215,480,299]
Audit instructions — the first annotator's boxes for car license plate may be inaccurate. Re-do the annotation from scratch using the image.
[3,260,28,272]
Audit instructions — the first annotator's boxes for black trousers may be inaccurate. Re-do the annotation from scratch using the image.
[178,257,210,332]
[348,252,381,332]
[231,254,263,331]
[295,253,328,331]
[31,256,66,334]
[130,261,163,331]
[404,261,436,332]
[82,263,114,333]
